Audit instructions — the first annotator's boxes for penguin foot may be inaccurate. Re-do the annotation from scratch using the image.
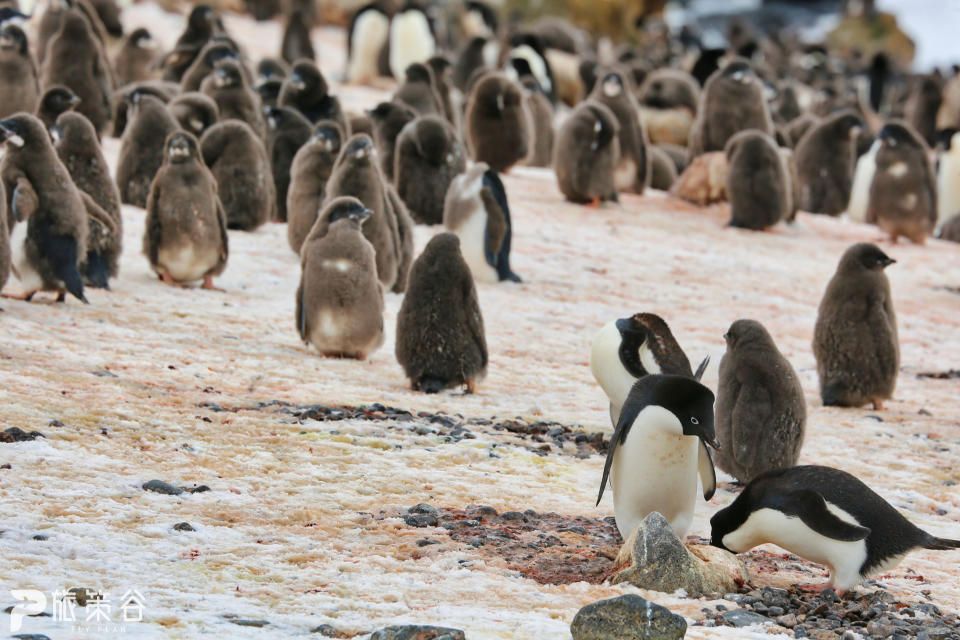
[201,276,225,292]
[872,399,885,411]
[56,291,66,303]
[2,290,37,301]
[465,379,476,394]
[159,271,187,288]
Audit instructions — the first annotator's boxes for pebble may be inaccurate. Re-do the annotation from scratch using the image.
[368,625,465,640]
[173,522,196,532]
[311,623,349,637]
[403,514,438,528]
[408,503,438,516]
[1,427,45,443]
[719,609,774,628]
[142,480,183,495]
[416,539,440,547]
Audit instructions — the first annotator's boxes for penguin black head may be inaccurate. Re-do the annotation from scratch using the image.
[187,4,215,31]
[0,114,45,150]
[265,105,309,132]
[255,78,283,105]
[427,55,451,76]
[0,23,27,54]
[723,319,777,352]
[878,122,921,149]
[312,120,343,151]
[601,72,624,98]
[212,60,243,89]
[935,127,959,152]
[404,62,432,84]
[344,134,374,160]
[130,27,155,49]
[614,313,694,379]
[288,61,326,95]
[40,85,81,117]
[368,100,416,123]
[632,374,719,448]
[166,131,199,163]
[325,196,372,226]
[839,242,896,273]
[202,42,239,68]
[721,59,755,84]
[257,57,288,81]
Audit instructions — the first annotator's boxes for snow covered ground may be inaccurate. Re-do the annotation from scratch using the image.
[1,3,959,639]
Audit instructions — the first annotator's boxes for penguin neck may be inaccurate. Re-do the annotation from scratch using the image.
[590,321,642,413]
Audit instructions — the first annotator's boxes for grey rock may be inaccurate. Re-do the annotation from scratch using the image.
[311,623,348,637]
[173,522,195,532]
[226,618,270,627]
[570,594,686,640]
[12,635,53,640]
[610,512,748,596]
[404,514,438,528]
[142,480,183,495]
[1,427,45,442]
[368,625,465,640]
[719,609,774,628]
[408,503,438,516]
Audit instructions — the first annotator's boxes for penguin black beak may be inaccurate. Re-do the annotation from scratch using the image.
[614,317,636,335]
[0,121,24,148]
[68,94,81,107]
[346,137,373,158]
[289,73,306,91]
[881,257,896,268]
[704,434,721,450]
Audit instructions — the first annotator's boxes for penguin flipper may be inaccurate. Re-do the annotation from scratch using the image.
[731,381,772,469]
[772,489,871,542]
[698,439,717,501]
[694,355,710,381]
[596,386,643,506]
[480,186,506,261]
[39,226,88,304]
[295,280,308,341]
[12,176,38,222]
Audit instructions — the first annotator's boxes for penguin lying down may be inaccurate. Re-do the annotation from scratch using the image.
[711,465,960,593]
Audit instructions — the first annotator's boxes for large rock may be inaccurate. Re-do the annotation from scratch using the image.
[368,626,465,640]
[609,512,747,597]
[570,594,686,640]
[669,152,727,206]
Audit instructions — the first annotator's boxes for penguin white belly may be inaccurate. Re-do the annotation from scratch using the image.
[589,321,636,415]
[455,205,498,283]
[347,11,389,84]
[614,157,637,190]
[721,507,868,590]
[611,407,699,539]
[158,243,219,283]
[938,151,960,224]
[9,222,45,292]
[389,12,435,80]
[847,143,878,223]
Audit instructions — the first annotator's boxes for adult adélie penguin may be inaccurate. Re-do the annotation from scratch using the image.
[596,373,719,539]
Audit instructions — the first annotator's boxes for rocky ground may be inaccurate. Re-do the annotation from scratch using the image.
[1,3,960,639]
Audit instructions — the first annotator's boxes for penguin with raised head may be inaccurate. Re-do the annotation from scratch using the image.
[394,115,466,225]
[281,5,315,64]
[265,105,312,221]
[426,55,456,126]
[35,85,80,131]
[725,129,791,230]
[345,2,390,85]
[201,59,266,141]
[813,243,898,410]
[42,8,113,137]
[714,319,806,484]
[0,114,88,303]
[296,197,384,359]
[0,24,38,119]
[392,61,442,116]
[590,68,649,194]
[388,2,436,81]
[324,134,400,290]
[521,77,553,167]
[795,110,863,216]
[168,92,219,138]
[368,100,416,181]
[443,162,520,283]
[116,92,181,208]
[109,80,179,137]
[711,465,960,593]
[465,73,528,173]
[114,28,159,87]
[597,373,719,539]
[452,36,497,92]
[161,4,216,82]
[200,119,275,231]
[254,58,287,107]
[690,59,773,156]
[396,233,487,394]
[287,120,344,253]
[866,122,937,244]
[554,101,620,204]
[144,131,228,290]
[279,61,346,132]
[504,32,554,102]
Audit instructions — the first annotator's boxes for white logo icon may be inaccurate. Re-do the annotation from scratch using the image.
[9,589,47,632]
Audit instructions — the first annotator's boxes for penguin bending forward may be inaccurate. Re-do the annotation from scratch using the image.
[711,465,960,593]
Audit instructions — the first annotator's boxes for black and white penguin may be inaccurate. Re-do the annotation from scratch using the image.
[345,2,390,85]
[596,373,719,539]
[504,32,554,102]
[711,465,960,593]
[388,3,435,81]
[443,161,521,283]
[937,129,960,226]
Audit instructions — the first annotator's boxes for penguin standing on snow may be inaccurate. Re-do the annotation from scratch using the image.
[937,129,960,226]
[554,101,620,204]
[0,114,89,303]
[0,24,39,119]
[597,373,719,539]
[711,465,960,593]
[287,120,344,253]
[345,2,390,85]
[266,106,312,222]
[465,73,529,173]
[388,3,436,81]
[590,69,649,194]
[394,114,465,225]
[443,161,521,283]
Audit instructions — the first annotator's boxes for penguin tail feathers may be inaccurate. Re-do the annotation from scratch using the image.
[419,377,446,394]
[694,356,710,381]
[83,252,112,290]
[925,537,960,551]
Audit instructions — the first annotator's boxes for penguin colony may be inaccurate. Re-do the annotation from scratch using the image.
[0,0,958,605]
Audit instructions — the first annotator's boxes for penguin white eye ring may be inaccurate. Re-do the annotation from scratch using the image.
[690,417,699,425]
